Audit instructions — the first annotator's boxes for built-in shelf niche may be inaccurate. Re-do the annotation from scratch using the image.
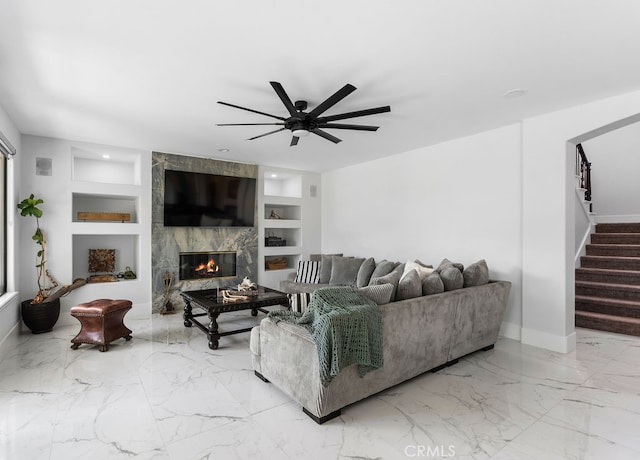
[264,228,301,248]
[264,254,299,271]
[72,193,138,223]
[264,203,301,220]
[71,146,141,185]
[263,172,302,198]
[72,234,139,281]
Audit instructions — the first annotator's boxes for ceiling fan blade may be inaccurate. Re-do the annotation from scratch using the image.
[270,81,299,118]
[317,105,391,123]
[311,128,342,144]
[217,123,284,126]
[217,101,286,121]
[248,127,286,140]
[316,123,379,131]
[307,84,357,118]
[290,136,299,146]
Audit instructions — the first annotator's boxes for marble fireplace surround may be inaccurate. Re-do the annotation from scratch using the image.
[151,152,258,313]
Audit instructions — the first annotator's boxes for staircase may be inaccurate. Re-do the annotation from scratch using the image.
[576,222,640,336]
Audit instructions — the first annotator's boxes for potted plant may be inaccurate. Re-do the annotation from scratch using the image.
[17,194,86,333]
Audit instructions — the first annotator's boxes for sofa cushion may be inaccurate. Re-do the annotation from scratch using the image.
[435,258,464,273]
[440,265,464,291]
[356,257,376,288]
[401,260,434,281]
[288,292,312,313]
[396,269,422,301]
[294,260,320,284]
[370,270,401,301]
[463,259,490,287]
[355,283,394,305]
[369,260,395,282]
[311,252,343,262]
[329,256,365,286]
[422,272,445,295]
[319,254,344,283]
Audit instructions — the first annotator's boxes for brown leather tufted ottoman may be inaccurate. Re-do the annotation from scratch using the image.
[70,299,133,352]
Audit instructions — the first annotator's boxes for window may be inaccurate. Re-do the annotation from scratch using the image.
[0,152,6,295]
[0,130,14,296]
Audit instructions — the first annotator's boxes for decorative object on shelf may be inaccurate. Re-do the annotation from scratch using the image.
[265,236,287,247]
[269,210,283,219]
[77,212,131,222]
[123,266,137,280]
[265,257,288,270]
[88,248,117,283]
[17,194,87,333]
[161,271,176,315]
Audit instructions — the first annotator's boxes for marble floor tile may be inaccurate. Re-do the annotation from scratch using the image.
[3,315,640,460]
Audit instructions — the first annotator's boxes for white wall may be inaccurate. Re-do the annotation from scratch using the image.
[0,102,21,346]
[321,124,523,332]
[18,135,152,323]
[522,89,640,353]
[582,122,640,221]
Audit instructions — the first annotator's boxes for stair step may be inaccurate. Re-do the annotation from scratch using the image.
[580,256,640,271]
[586,244,640,257]
[596,223,640,234]
[575,280,640,301]
[591,233,640,244]
[575,294,640,318]
[575,267,640,285]
[576,311,640,337]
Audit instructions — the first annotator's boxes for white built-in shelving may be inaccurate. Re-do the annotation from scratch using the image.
[258,167,321,290]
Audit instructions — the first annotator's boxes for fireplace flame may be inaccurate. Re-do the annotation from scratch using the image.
[194,258,220,276]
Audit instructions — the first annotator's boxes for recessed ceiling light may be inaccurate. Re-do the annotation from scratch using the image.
[218,148,230,153]
[503,88,527,98]
[270,173,278,178]
[102,154,110,159]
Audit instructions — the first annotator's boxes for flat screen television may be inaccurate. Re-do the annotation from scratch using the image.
[164,169,256,227]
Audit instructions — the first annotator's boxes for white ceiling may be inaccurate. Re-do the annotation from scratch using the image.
[1,0,640,172]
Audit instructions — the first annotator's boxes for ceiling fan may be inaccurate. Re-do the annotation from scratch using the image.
[217,82,391,146]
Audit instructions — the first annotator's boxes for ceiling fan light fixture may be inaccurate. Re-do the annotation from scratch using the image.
[292,128,309,137]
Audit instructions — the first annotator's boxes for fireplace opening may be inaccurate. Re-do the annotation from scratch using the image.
[179,251,237,281]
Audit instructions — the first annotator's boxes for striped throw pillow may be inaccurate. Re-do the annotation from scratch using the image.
[294,260,320,284]
[288,292,312,313]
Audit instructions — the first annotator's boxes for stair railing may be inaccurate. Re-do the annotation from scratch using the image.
[576,143,592,212]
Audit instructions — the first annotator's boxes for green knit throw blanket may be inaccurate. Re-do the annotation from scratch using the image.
[269,287,383,387]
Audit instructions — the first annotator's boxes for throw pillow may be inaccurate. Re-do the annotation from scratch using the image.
[401,260,434,281]
[396,269,422,301]
[369,260,395,282]
[356,257,376,288]
[435,258,464,273]
[422,272,445,295]
[330,256,365,286]
[440,265,464,291]
[319,254,340,283]
[310,252,343,262]
[288,292,311,313]
[463,259,490,287]
[370,270,401,301]
[355,283,394,305]
[294,260,320,284]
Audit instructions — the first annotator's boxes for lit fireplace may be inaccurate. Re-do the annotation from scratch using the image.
[179,251,236,280]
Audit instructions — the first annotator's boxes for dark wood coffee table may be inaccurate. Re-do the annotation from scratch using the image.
[181,286,288,350]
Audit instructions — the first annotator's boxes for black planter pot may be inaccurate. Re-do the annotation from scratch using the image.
[21,298,61,334]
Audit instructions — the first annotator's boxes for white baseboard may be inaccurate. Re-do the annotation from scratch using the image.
[521,327,576,353]
[499,321,521,341]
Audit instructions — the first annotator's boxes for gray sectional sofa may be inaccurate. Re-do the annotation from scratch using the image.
[250,255,511,424]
